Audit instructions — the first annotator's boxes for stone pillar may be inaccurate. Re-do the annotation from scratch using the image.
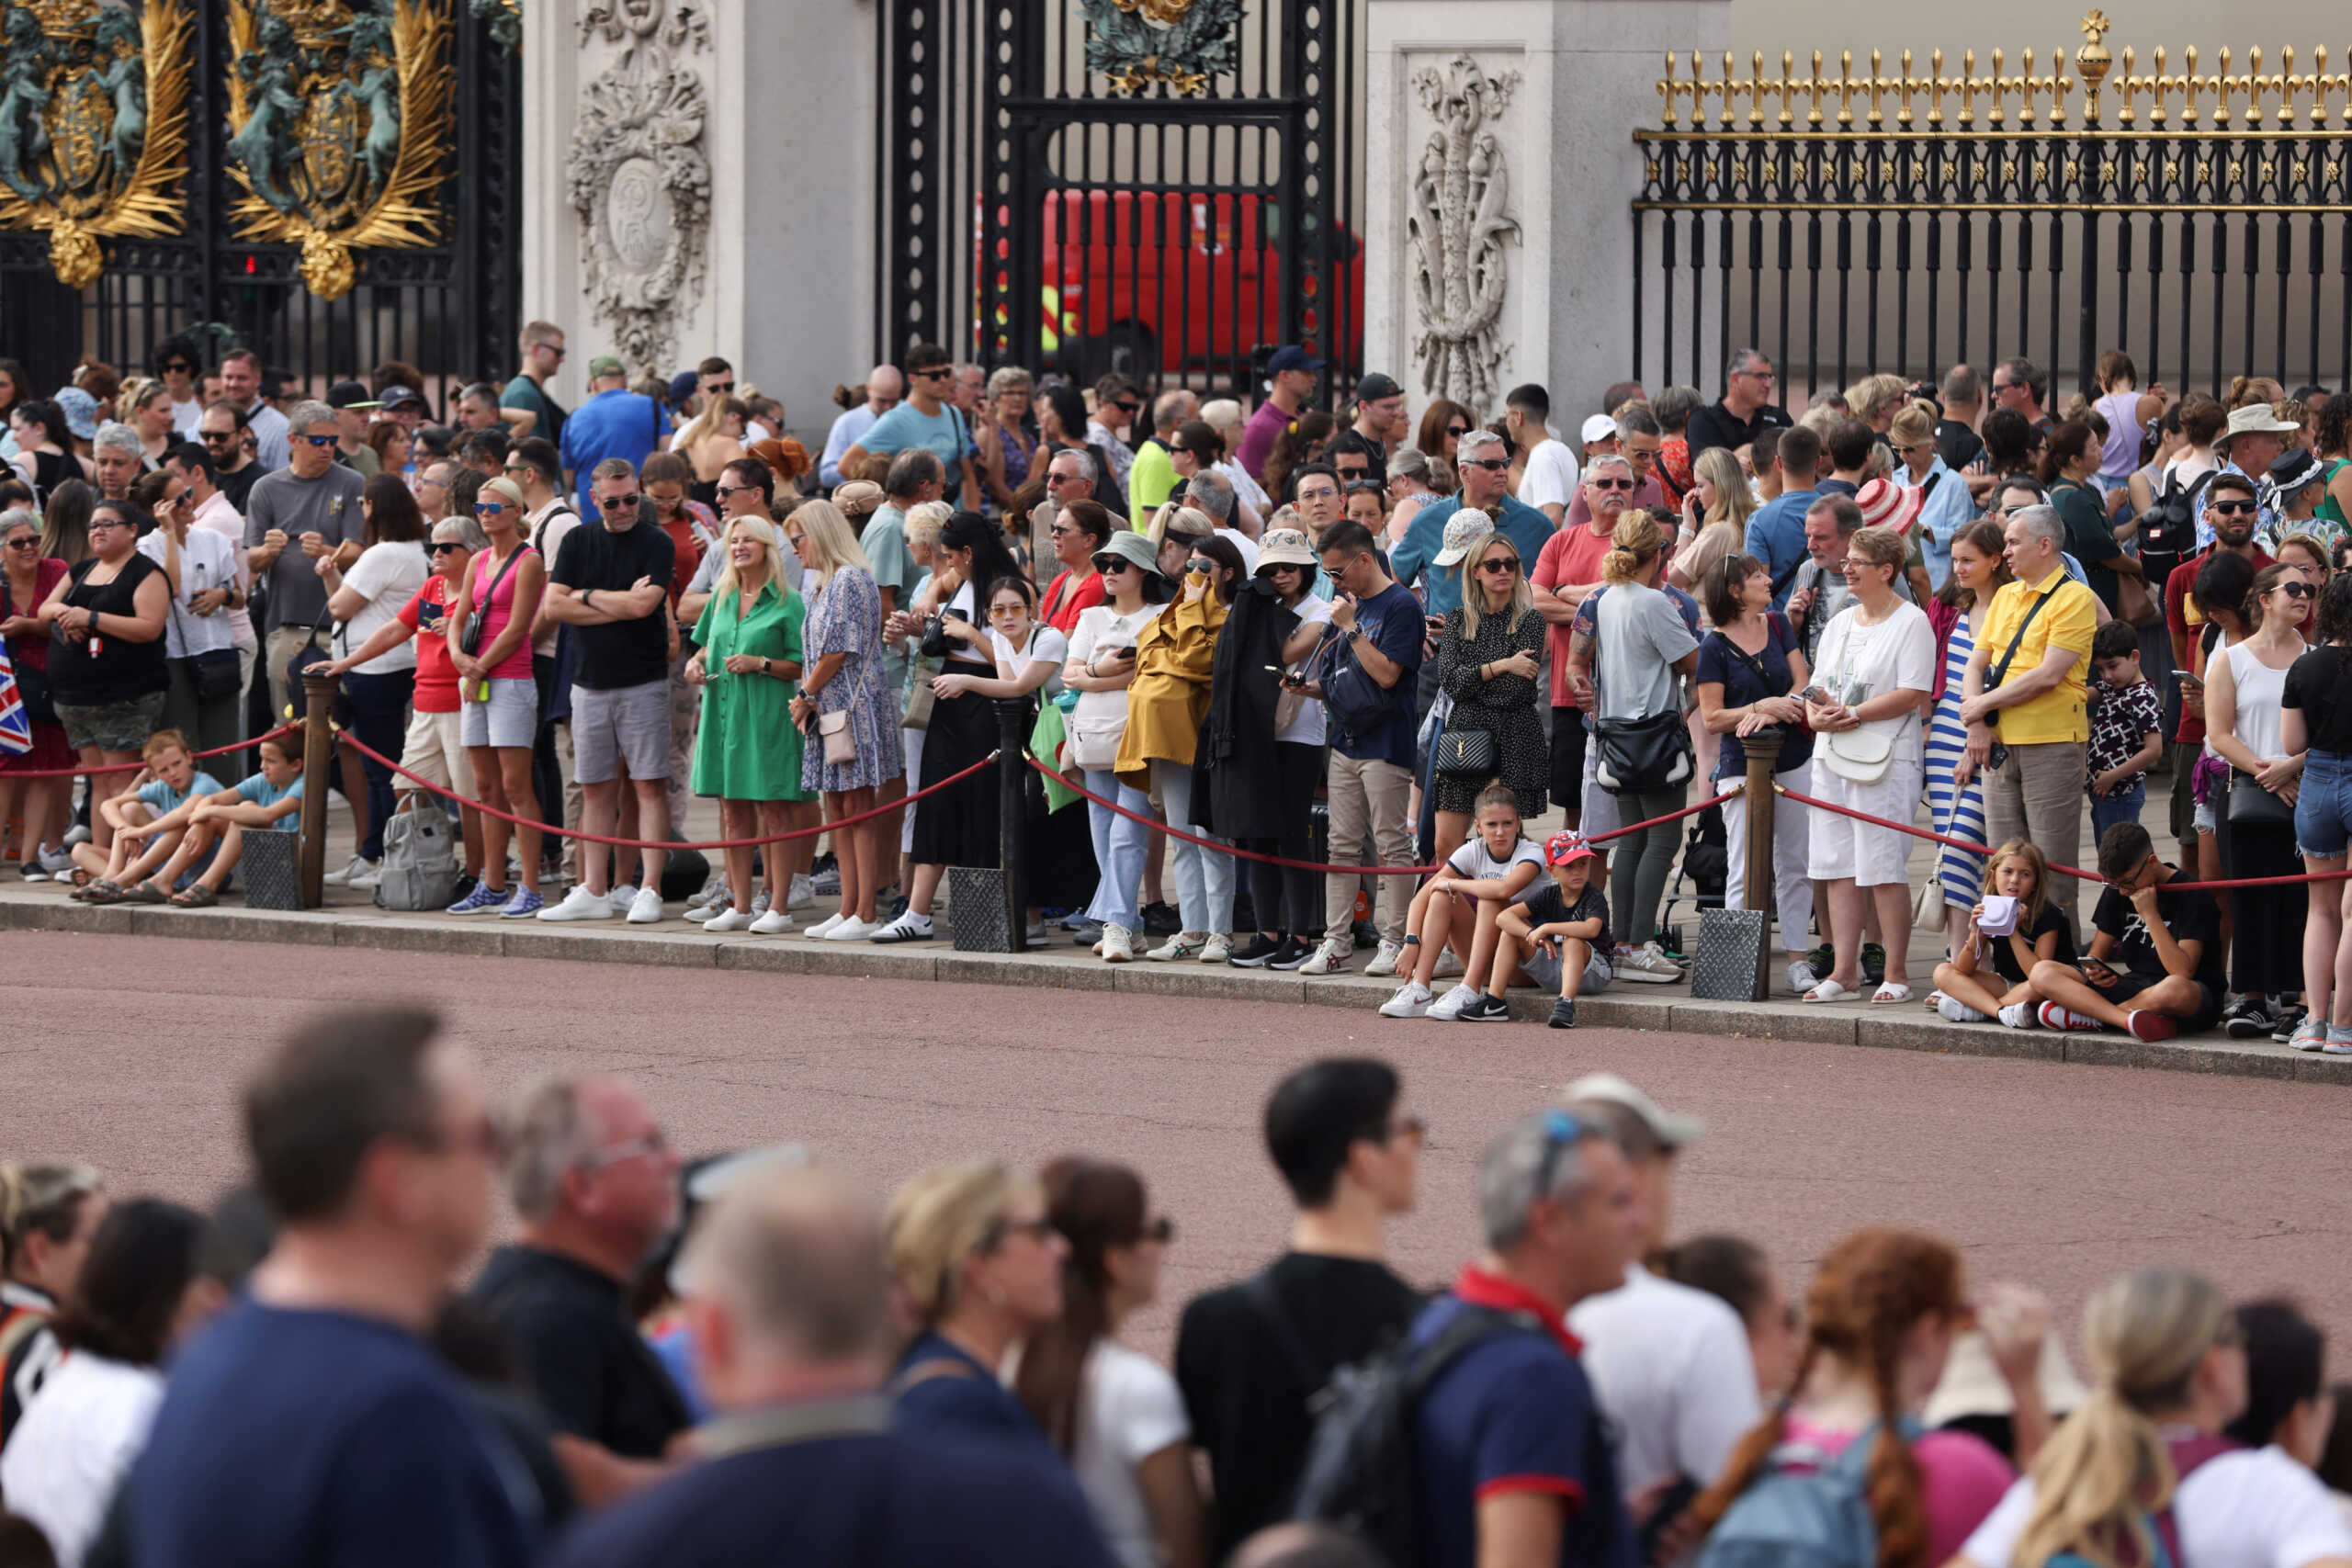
[1364,0,1730,428]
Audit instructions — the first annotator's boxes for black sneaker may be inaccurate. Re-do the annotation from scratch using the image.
[2222,999,2275,1039]
[1458,994,1512,1023]
[1861,942,1886,985]
[1548,997,1577,1029]
[1142,901,1182,937]
[448,873,478,905]
[1351,918,1381,950]
[1806,942,1833,975]
[1227,933,1283,968]
[2270,1004,2309,1044]
[1267,935,1316,970]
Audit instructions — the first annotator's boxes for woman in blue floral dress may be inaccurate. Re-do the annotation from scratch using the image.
[786,499,904,940]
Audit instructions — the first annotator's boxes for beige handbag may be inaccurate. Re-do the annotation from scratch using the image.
[819,710,855,766]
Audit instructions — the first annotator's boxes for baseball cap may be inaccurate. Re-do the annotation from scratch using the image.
[1355,371,1404,403]
[1580,413,1620,446]
[1562,1071,1705,1148]
[1544,829,1598,867]
[666,369,701,409]
[588,355,626,378]
[1432,507,1495,568]
[378,385,425,411]
[325,380,380,411]
[1266,345,1325,376]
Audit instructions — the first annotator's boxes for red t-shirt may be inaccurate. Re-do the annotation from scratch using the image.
[1042,569,1105,634]
[658,513,708,606]
[1532,523,1617,705]
[398,576,461,713]
[2163,546,2270,745]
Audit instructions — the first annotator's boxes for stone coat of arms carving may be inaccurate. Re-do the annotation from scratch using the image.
[1408,53,1521,410]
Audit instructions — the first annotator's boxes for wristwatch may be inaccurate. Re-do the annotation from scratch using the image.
[761,657,772,674]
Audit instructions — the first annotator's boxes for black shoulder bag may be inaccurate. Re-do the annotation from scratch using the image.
[460,544,529,658]
[1979,582,2057,730]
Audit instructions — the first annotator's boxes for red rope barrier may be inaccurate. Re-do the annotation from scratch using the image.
[338,731,996,852]
[2,725,295,781]
[1026,755,1736,876]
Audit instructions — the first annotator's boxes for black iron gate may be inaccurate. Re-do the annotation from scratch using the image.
[876,0,1362,398]
[0,0,520,411]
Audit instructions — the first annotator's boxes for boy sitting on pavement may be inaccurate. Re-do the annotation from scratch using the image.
[72,731,224,904]
[143,728,310,908]
[2029,820,2226,1042]
[1491,829,1615,1029]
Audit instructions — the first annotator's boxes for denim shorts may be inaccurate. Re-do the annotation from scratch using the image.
[1525,944,1612,996]
[2297,749,2352,859]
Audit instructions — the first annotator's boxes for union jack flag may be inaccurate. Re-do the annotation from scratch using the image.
[0,641,30,756]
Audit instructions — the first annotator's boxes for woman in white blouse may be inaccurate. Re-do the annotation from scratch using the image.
[1063,530,1174,963]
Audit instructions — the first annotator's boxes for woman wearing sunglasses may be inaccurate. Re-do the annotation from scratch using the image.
[312,473,429,887]
[1432,527,1547,856]
[1063,530,1173,963]
[2203,561,2313,1039]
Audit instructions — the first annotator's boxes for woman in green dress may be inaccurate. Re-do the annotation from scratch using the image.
[685,515,815,934]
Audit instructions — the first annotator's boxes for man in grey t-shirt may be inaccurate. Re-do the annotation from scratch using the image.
[245,399,367,718]
[1785,493,1913,668]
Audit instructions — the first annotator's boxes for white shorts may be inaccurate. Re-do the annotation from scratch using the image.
[394,706,475,798]
[1579,735,1621,839]
[462,676,538,750]
[1805,757,1924,887]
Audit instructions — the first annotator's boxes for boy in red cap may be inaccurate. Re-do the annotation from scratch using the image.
[1492,830,1613,1028]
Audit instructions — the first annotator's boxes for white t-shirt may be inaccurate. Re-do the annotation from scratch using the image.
[1067,602,1168,726]
[1216,458,1272,516]
[138,525,243,658]
[1071,1342,1192,1568]
[1447,834,1544,883]
[1278,595,1334,746]
[1217,527,1260,573]
[334,539,430,672]
[1566,1266,1762,1494]
[187,489,254,646]
[0,1352,165,1568]
[1961,1445,2352,1568]
[1809,598,1936,767]
[990,623,1070,701]
[1517,436,1581,513]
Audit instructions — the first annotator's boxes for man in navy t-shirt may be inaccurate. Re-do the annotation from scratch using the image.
[1409,1108,1644,1568]
[1302,521,1424,980]
[129,1007,535,1568]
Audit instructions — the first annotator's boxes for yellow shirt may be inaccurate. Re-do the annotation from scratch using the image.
[1976,565,2099,745]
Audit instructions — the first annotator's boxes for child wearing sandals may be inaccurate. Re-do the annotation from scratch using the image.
[141,728,308,908]
[1927,839,2076,1027]
[1378,784,1543,1021]
[69,731,224,904]
[1491,829,1615,1029]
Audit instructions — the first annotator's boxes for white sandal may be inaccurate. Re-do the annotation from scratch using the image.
[1803,979,1857,1003]
[1871,982,1916,1005]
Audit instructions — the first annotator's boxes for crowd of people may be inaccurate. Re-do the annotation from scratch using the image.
[0,1010,2346,1568]
[8,335,2352,1043]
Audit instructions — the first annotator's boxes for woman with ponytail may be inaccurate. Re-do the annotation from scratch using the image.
[1956,1268,2352,1568]
[1690,1228,2015,1567]
[1013,1159,1201,1568]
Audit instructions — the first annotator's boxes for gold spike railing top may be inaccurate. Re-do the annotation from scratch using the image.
[1654,11,2352,132]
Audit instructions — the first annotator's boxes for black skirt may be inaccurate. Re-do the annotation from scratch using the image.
[910,681,1003,866]
[1024,769,1099,909]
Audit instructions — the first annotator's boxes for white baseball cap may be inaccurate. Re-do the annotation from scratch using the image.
[1580,414,1620,446]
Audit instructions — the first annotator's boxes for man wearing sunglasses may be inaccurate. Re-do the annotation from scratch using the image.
[500,319,569,443]
[243,399,368,721]
[840,344,978,511]
[1084,372,1142,489]
[1533,456,1640,826]
[195,400,264,512]
[1686,346,1792,461]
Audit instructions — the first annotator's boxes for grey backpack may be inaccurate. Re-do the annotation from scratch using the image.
[374,796,459,911]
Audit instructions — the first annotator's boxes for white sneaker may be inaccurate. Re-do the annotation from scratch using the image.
[348,860,382,890]
[788,874,817,908]
[1379,980,1435,1019]
[322,854,370,886]
[1146,931,1208,961]
[537,885,618,921]
[1363,939,1406,978]
[1786,959,1821,994]
[36,845,73,874]
[686,877,729,916]
[869,910,936,943]
[1998,1003,2040,1030]
[750,890,771,916]
[1101,922,1136,962]
[1199,933,1234,964]
[1426,982,1483,1021]
[626,887,664,924]
[1298,940,1351,976]
[825,916,882,941]
[607,883,639,914]
[1615,942,1685,985]
[1430,948,1465,980]
[805,911,846,940]
[702,908,752,932]
[750,908,796,935]
[1937,995,1992,1023]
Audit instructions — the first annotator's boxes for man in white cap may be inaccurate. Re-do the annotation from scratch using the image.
[1563,1074,1761,1527]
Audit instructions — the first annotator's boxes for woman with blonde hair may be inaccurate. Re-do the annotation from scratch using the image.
[887,1162,1069,1448]
[1955,1268,2352,1568]
[1668,445,1755,604]
[1431,525,1546,851]
[784,498,902,940]
[673,391,750,499]
[976,364,1041,512]
[1845,373,1912,434]
[1891,400,1973,590]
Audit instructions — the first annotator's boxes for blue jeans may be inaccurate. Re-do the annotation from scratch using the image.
[1083,770,1152,931]
[2089,777,2147,849]
[341,669,413,863]
[1151,758,1235,936]
[2297,749,2352,859]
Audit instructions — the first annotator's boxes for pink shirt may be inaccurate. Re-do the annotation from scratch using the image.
[1782,1416,2016,1565]
[1532,522,1617,705]
[468,543,537,681]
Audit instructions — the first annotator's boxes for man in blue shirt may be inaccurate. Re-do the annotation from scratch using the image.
[1409,1108,1643,1568]
[130,1007,535,1568]
[1743,422,1823,610]
[840,341,978,509]
[560,355,670,514]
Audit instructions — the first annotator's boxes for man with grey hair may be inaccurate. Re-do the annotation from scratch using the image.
[243,396,367,720]
[1394,1108,1641,1568]
[1032,444,1101,568]
[1182,468,1260,570]
[1960,500,2099,927]
[545,1165,1116,1568]
[1785,491,1903,667]
[91,421,142,502]
[1686,345,1790,460]
[1128,386,1201,525]
[470,1074,688,1473]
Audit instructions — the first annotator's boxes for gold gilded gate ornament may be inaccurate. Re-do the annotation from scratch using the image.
[1082,0,1243,96]
[221,0,453,299]
[0,0,196,289]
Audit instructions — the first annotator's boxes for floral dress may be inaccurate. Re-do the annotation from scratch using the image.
[1434,603,1550,817]
[799,566,905,794]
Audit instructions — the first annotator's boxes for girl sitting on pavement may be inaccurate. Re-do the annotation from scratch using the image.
[1929,840,2077,1028]
[71,730,221,903]
[1378,784,1542,1022]
[1488,829,1614,1030]
[143,727,308,908]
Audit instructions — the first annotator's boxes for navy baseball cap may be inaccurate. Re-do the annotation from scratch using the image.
[1266,345,1325,376]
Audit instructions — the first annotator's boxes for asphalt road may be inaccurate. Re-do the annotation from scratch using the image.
[8,932,2349,1354]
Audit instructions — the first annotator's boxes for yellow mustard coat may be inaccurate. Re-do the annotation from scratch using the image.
[1113,589,1227,785]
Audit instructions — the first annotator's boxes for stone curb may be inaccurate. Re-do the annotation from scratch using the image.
[7,895,2348,1086]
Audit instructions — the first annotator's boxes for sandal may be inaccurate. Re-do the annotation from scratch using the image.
[81,879,126,906]
[167,885,218,908]
[1803,978,1858,1003]
[1871,982,1916,1005]
[121,880,170,906]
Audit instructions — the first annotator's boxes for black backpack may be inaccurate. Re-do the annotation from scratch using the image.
[1291,1300,1540,1566]
[2140,468,2215,561]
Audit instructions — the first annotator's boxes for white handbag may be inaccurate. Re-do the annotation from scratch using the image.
[1067,713,1126,772]
[1821,720,1895,784]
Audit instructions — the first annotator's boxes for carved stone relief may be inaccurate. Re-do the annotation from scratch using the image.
[567,0,709,367]
[1407,53,1521,410]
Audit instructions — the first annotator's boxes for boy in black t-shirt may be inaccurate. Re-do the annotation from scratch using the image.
[2029,821,2225,1041]
[1490,830,1614,1028]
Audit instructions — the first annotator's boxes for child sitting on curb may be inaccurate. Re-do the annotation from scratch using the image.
[1492,830,1614,1029]
[145,726,310,908]
[72,731,223,904]
[1928,839,2076,1028]
[1379,784,1542,1021]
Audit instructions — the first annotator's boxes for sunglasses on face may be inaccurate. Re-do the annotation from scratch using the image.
[1114,400,1140,414]
[1296,486,1338,501]
[298,433,337,448]
[4,535,39,550]
[1589,477,1634,491]
[430,540,465,554]
[163,362,193,374]
[200,429,236,444]
[705,380,735,393]
[599,492,642,509]
[2211,500,2257,515]
[1462,457,1509,471]
[1445,424,1471,437]
[1476,558,1519,574]
[1093,557,1132,574]
[475,502,505,516]
[1045,471,1078,486]
[2278,581,2315,599]
[912,366,952,380]
[1185,558,1216,574]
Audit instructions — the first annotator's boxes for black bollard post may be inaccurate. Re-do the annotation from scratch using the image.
[1740,727,1783,1000]
[994,698,1030,952]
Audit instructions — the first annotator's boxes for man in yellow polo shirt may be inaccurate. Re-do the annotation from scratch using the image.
[1958,503,2100,928]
